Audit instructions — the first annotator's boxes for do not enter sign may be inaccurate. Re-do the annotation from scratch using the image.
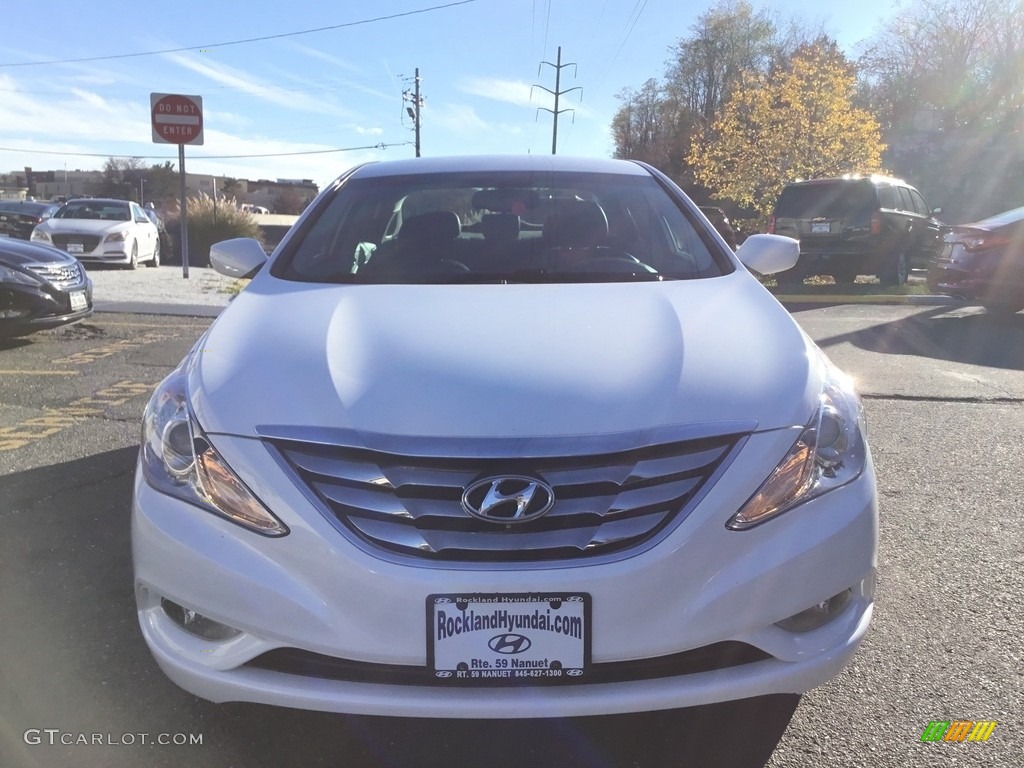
[151,93,204,145]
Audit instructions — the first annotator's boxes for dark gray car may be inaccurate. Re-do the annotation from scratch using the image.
[768,176,942,286]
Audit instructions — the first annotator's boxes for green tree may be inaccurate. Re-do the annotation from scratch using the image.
[689,41,884,217]
[145,162,179,207]
[100,157,145,200]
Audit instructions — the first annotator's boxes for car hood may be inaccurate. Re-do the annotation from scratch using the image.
[0,237,81,267]
[39,219,132,236]
[190,272,821,441]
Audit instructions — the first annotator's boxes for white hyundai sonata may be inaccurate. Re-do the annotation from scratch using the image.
[132,155,877,719]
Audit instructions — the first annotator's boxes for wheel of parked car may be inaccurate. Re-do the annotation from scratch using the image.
[775,264,806,288]
[147,238,161,268]
[127,241,139,270]
[832,268,859,285]
[878,249,908,287]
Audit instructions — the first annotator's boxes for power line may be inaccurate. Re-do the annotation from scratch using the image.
[0,1,479,68]
[0,143,407,159]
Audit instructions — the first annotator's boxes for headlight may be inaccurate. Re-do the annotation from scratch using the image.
[727,356,867,530]
[0,265,44,285]
[105,230,130,243]
[140,363,289,537]
[30,229,51,243]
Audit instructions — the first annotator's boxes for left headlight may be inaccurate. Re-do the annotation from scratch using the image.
[727,355,867,530]
[0,264,44,286]
[30,229,51,243]
[140,362,289,537]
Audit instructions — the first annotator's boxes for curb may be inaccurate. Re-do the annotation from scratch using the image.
[94,301,225,318]
[772,294,962,306]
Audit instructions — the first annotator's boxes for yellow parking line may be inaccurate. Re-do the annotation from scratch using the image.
[0,370,79,376]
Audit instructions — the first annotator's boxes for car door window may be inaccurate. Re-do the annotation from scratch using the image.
[896,187,915,213]
[877,185,897,210]
[909,189,929,216]
[132,204,149,224]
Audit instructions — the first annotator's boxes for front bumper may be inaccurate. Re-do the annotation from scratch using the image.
[0,279,93,337]
[132,427,878,718]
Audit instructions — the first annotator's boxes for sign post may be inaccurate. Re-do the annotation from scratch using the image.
[151,93,204,278]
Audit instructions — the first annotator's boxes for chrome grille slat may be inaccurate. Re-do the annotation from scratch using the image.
[26,262,83,288]
[270,434,741,562]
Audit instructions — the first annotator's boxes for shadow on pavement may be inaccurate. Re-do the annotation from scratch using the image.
[811,306,1024,371]
[1,447,797,768]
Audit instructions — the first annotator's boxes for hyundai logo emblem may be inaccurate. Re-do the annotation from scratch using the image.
[461,475,555,524]
[488,633,532,654]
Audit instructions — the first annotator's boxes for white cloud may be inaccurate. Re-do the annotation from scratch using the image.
[460,77,538,108]
[162,52,363,119]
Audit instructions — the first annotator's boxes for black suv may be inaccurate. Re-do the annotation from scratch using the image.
[768,176,942,285]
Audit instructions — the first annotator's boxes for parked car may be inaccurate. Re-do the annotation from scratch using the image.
[142,202,172,259]
[698,206,738,250]
[768,175,942,286]
[30,198,160,269]
[0,237,93,337]
[927,206,1024,315]
[0,200,61,240]
[133,155,877,723]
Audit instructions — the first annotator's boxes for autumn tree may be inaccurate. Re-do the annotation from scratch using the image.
[689,40,884,217]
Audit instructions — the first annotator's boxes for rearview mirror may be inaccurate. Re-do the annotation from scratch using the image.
[735,234,800,275]
[210,238,267,279]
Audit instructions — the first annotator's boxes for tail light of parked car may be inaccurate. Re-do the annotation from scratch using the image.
[961,233,1011,251]
[767,214,776,234]
[870,211,882,235]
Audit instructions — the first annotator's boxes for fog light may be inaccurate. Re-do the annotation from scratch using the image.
[161,598,241,641]
[776,588,853,632]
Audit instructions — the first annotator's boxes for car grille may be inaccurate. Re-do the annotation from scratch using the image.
[245,641,772,686]
[268,434,742,562]
[51,234,101,252]
[26,262,84,288]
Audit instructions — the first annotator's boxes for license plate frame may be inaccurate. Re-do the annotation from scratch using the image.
[811,221,831,234]
[66,243,84,254]
[427,592,591,685]
[69,291,88,312]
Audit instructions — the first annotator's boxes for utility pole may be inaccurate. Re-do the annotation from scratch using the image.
[533,47,581,155]
[403,69,423,157]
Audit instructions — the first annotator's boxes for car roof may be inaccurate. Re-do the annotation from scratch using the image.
[347,154,651,180]
[785,175,911,188]
[62,198,132,206]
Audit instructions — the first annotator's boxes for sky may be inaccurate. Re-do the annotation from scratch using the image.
[0,0,903,194]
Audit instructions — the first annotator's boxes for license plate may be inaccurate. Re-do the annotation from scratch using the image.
[66,243,84,254]
[811,221,830,234]
[428,593,590,684]
[69,291,88,312]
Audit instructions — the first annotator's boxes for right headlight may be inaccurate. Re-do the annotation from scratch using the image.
[140,358,288,537]
[727,357,867,530]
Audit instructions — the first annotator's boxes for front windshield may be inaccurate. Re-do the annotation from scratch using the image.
[55,201,131,221]
[275,170,730,284]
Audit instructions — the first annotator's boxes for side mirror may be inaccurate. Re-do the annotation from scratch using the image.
[210,237,267,279]
[736,234,800,275]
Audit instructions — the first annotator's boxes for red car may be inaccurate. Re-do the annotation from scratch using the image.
[927,207,1024,315]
